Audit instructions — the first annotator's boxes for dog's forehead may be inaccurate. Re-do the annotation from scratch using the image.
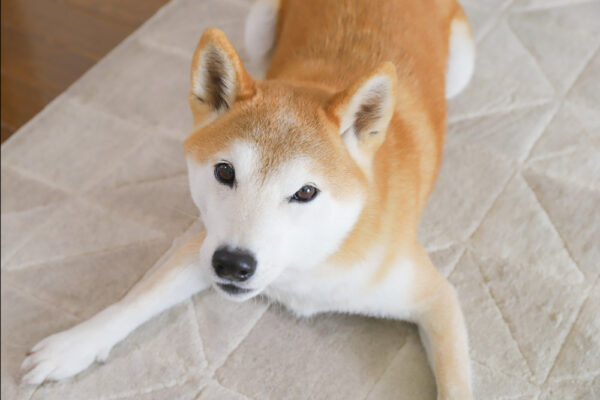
[244,111,330,176]
[187,100,337,169]
[227,139,317,187]
[184,92,366,196]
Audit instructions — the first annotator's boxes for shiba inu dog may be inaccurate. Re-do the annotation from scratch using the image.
[21,0,475,398]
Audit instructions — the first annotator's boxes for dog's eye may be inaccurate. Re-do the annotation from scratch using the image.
[291,185,319,203]
[214,163,235,187]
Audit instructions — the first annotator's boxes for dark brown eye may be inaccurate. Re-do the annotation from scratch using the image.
[214,163,235,187]
[291,185,319,203]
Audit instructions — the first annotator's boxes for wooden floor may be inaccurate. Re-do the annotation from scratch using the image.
[0,0,171,143]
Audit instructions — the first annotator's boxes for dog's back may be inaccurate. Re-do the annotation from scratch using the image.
[270,0,457,95]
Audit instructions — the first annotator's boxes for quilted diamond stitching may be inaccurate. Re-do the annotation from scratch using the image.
[1,0,599,399]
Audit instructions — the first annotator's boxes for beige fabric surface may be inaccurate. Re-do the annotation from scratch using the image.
[1,0,599,399]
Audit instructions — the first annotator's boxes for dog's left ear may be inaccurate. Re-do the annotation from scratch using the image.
[190,28,256,115]
[326,62,397,165]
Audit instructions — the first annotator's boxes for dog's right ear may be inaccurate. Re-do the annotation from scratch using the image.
[190,28,256,120]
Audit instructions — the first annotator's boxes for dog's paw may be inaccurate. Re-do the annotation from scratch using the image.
[20,327,113,385]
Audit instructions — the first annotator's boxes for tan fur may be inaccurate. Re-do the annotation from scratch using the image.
[185,1,474,398]
[184,0,470,290]
[186,0,460,263]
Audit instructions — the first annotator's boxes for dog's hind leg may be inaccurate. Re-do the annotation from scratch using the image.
[445,8,475,99]
[245,0,280,66]
[20,234,210,384]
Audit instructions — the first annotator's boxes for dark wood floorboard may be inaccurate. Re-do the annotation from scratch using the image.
[0,0,171,143]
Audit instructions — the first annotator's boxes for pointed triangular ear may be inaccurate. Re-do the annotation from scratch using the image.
[326,63,397,161]
[191,28,256,113]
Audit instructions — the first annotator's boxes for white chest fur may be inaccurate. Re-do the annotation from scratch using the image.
[265,249,415,319]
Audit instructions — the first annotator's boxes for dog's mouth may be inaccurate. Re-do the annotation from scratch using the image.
[216,283,254,296]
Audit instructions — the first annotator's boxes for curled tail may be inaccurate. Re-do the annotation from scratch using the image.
[445,7,475,99]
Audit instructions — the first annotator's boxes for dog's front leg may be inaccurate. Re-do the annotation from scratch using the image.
[411,248,473,400]
[20,234,210,384]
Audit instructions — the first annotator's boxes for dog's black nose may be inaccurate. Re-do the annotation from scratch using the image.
[212,248,257,282]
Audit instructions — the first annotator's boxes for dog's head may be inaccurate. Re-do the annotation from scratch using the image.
[184,29,397,300]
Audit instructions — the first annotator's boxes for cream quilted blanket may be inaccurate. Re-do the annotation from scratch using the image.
[2,0,599,399]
